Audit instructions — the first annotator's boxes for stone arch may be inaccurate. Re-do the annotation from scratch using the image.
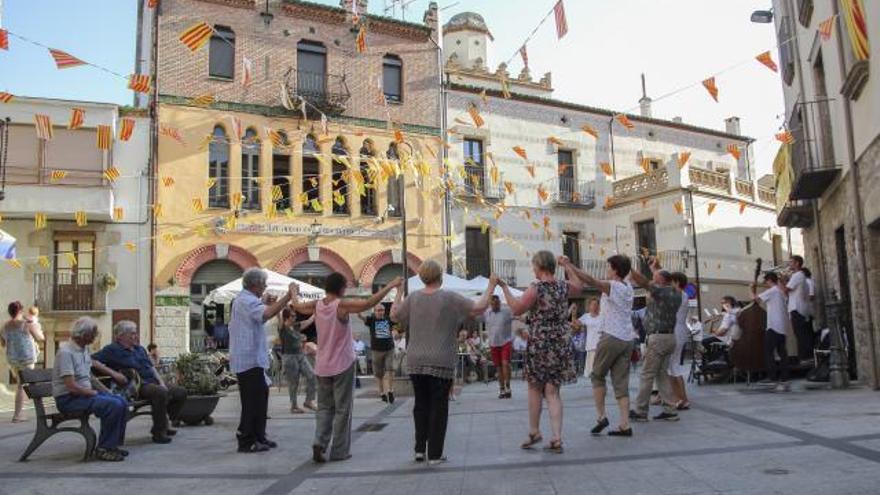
[175,244,260,286]
[272,247,356,287]
[360,250,423,288]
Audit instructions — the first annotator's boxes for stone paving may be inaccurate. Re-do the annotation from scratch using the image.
[1,376,879,495]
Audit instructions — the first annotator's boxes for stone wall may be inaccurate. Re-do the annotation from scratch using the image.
[155,287,191,357]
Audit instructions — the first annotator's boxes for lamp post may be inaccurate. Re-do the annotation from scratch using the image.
[825,291,850,389]
[686,186,703,319]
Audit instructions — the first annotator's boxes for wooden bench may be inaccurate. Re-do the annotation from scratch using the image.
[19,368,97,462]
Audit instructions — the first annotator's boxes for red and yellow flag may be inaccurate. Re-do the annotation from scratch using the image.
[242,57,253,87]
[673,200,683,215]
[547,136,564,146]
[581,124,598,139]
[615,114,634,130]
[74,211,88,227]
[504,181,515,195]
[776,131,795,144]
[160,124,186,145]
[840,0,869,61]
[707,202,717,216]
[702,77,719,102]
[468,104,484,128]
[50,170,67,182]
[356,25,367,54]
[124,241,137,253]
[640,157,651,174]
[179,22,213,52]
[162,176,175,188]
[96,125,112,150]
[818,15,835,42]
[727,144,741,160]
[128,74,151,94]
[512,146,528,160]
[113,207,124,221]
[148,0,160,7]
[755,51,778,72]
[68,108,85,129]
[0,92,12,103]
[537,184,549,202]
[192,94,215,107]
[34,213,47,230]
[37,256,50,269]
[192,198,205,213]
[119,118,135,142]
[600,162,613,177]
[525,164,535,178]
[48,48,86,69]
[739,200,747,215]
[34,114,53,140]
[103,166,120,183]
[677,151,691,169]
[0,28,8,51]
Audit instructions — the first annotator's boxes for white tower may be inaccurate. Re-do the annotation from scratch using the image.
[442,12,493,71]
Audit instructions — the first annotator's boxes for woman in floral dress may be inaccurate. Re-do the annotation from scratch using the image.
[496,251,582,453]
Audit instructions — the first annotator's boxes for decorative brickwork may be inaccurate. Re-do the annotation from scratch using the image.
[175,244,260,286]
[272,246,356,286]
[359,249,423,287]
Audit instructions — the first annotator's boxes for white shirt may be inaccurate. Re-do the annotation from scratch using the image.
[353,339,366,354]
[578,313,602,351]
[480,307,514,347]
[513,336,528,352]
[804,278,816,318]
[229,289,269,374]
[394,337,406,353]
[599,280,635,341]
[717,309,740,345]
[786,270,810,317]
[759,286,788,336]
[674,291,690,343]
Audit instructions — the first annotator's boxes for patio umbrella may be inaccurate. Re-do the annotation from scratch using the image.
[203,269,325,305]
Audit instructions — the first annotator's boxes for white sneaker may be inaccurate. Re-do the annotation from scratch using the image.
[427,457,447,466]
[414,453,425,462]
[775,382,791,392]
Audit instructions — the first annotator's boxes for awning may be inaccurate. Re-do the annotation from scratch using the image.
[0,229,16,260]
[203,269,325,305]
[406,273,523,299]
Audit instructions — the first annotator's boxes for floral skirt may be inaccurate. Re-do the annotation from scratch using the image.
[524,328,577,386]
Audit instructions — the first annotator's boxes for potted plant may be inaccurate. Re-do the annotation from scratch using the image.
[172,353,225,426]
[99,273,118,292]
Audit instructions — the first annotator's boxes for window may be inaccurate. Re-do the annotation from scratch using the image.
[386,143,401,217]
[302,135,321,214]
[745,236,752,255]
[635,219,657,279]
[465,226,491,278]
[359,141,377,216]
[208,125,229,208]
[241,128,261,210]
[778,17,795,86]
[463,138,484,196]
[297,41,327,97]
[383,55,403,103]
[209,26,235,79]
[558,149,575,202]
[648,159,661,171]
[272,131,291,211]
[331,137,349,215]
[463,138,484,167]
[562,231,581,270]
[53,235,95,311]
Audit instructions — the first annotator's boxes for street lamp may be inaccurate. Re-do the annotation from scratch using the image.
[750,9,774,23]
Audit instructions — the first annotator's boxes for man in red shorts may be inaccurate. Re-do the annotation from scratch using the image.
[480,295,514,399]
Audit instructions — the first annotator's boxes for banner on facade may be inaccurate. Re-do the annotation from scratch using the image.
[233,223,401,240]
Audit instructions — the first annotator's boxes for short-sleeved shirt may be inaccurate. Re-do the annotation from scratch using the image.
[578,313,602,351]
[599,281,635,341]
[644,285,681,335]
[717,309,740,345]
[365,316,394,352]
[674,291,690,342]
[229,289,269,374]
[481,307,514,347]
[92,342,157,385]
[52,341,93,397]
[786,270,810,317]
[280,323,305,355]
[394,289,474,378]
[758,286,788,335]
[570,330,586,352]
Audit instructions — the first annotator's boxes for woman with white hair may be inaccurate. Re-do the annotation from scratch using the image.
[391,259,495,465]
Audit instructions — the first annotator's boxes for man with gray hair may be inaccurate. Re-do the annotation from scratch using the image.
[230,267,296,453]
[53,317,130,461]
[93,320,187,443]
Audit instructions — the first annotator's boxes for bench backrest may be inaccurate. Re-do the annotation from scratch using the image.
[20,368,54,399]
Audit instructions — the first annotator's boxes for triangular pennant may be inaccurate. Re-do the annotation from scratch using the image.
[677,152,691,169]
[48,48,86,69]
[581,124,598,139]
[755,51,778,72]
[702,77,719,102]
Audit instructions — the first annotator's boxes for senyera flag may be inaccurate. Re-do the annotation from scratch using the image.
[553,0,568,40]
[179,21,213,52]
[0,28,8,51]
[49,48,86,69]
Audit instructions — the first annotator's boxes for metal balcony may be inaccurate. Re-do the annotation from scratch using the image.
[777,199,814,228]
[552,178,596,209]
[34,272,106,313]
[789,99,841,200]
[460,258,517,286]
[459,165,504,201]
[283,68,350,116]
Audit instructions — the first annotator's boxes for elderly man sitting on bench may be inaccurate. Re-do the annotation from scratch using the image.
[52,317,130,462]
[93,320,187,444]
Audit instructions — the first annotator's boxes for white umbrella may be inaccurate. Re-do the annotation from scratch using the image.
[405,273,523,298]
[467,275,524,298]
[203,269,325,305]
[0,229,16,260]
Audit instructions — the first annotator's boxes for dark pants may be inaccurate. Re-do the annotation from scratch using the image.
[791,311,814,360]
[764,331,789,382]
[139,383,187,436]
[411,374,452,461]
[56,392,127,450]
[314,364,356,460]
[236,367,269,448]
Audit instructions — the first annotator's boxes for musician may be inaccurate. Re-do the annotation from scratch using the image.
[702,296,741,349]
[781,255,813,363]
[751,272,790,392]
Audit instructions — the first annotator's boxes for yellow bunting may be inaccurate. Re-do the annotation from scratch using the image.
[600,162,613,176]
[265,203,277,220]
[333,191,345,207]
[581,124,598,139]
[113,207,124,221]
[640,157,651,174]
[707,202,717,215]
[192,198,205,213]
[504,181,515,195]
[124,242,137,253]
[37,256,50,269]
[468,104,484,128]
[271,185,283,201]
[191,94,215,107]
[512,146,528,160]
[702,77,719,102]
[152,203,163,218]
[537,184,549,202]
[74,211,87,227]
[162,176,175,187]
[225,215,237,231]
[65,252,77,266]
[162,233,175,246]
[103,166,120,183]
[310,198,324,212]
[739,201,747,214]
[673,200,684,215]
[34,213,47,230]
[604,197,614,209]
[727,144,741,160]
[298,192,309,205]
[615,114,635,130]
[6,258,22,269]
[231,192,243,210]
[489,166,500,185]
[678,152,691,169]
[50,170,67,182]
[284,208,295,219]
[206,178,217,190]
[547,136,564,146]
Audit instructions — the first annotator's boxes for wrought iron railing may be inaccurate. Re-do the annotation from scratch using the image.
[458,258,517,286]
[34,272,105,312]
[284,68,350,116]
[554,178,596,208]
[555,258,607,281]
[460,165,504,200]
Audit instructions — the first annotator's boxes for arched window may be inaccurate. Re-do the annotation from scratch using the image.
[272,130,292,211]
[209,26,235,79]
[359,139,376,216]
[208,125,229,208]
[241,128,261,210]
[302,134,321,213]
[383,54,403,102]
[386,142,401,217]
[331,137,349,215]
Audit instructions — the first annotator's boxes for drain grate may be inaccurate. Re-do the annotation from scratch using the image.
[356,422,388,432]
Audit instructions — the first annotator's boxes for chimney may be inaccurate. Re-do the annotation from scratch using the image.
[672,116,683,123]
[638,73,652,118]
[725,116,741,135]
[340,0,368,14]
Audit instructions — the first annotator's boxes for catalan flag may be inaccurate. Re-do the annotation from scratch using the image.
[34,213,47,230]
[232,192,243,210]
[707,202,717,216]
[537,184,549,203]
[468,104,484,128]
[179,21,213,52]
[776,131,795,144]
[192,198,205,213]
[818,15,835,42]
[504,181,514,195]
[489,165,500,185]
[673,200,683,215]
[512,146,528,160]
[162,233,175,246]
[128,74,151,94]
[162,176,175,187]
[69,108,85,129]
[525,164,535,178]
[356,25,367,54]
[739,201,747,215]
[206,178,217,190]
[6,258,22,269]
[34,114,53,140]
[74,211,88,227]
[615,114,635,130]
[242,57,253,87]
[727,144,741,160]
[640,157,651,174]
[96,125,112,150]
[581,124,598,139]
[48,48,86,69]
[604,197,614,209]
[553,0,568,40]
[333,191,345,207]
[548,136,564,146]
[678,151,691,169]
[152,203,163,218]
[0,92,12,103]
[192,94,215,107]
[600,162,613,176]
[702,77,719,102]
[124,241,137,253]
[50,170,68,182]
[0,28,8,51]
[755,51,778,72]
[840,0,869,61]
[113,207,124,221]
[265,127,283,147]
[160,124,185,145]
[118,118,135,141]
[224,215,237,231]
[37,256,50,269]
[103,166,120,182]
[271,185,283,201]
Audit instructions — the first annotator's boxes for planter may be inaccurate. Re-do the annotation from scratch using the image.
[173,393,224,427]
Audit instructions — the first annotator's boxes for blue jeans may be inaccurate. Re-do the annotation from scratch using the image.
[56,392,128,449]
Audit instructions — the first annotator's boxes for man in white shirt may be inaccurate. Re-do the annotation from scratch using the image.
[478,296,515,399]
[752,272,790,392]
[782,255,813,362]
[577,298,602,377]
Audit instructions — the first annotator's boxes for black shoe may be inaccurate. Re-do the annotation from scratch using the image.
[498,391,506,399]
[629,410,649,422]
[590,417,610,435]
[259,438,278,448]
[381,394,388,403]
[653,412,680,422]
[152,435,172,444]
[238,442,270,453]
[165,428,178,437]
[388,391,395,404]
[112,448,129,457]
[608,427,633,437]
[312,445,326,463]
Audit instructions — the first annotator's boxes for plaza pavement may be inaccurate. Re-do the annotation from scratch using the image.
[1,376,880,495]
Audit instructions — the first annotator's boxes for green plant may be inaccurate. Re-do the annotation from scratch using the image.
[99,273,118,292]
[174,353,221,395]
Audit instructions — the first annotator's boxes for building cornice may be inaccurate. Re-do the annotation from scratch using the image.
[195,0,255,10]
[278,0,432,41]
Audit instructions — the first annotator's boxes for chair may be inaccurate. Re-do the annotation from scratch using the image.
[18,368,96,462]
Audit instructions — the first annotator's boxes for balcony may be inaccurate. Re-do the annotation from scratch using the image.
[459,258,517,286]
[552,178,596,209]
[611,165,775,208]
[0,184,114,220]
[556,258,607,282]
[34,272,107,313]
[459,165,504,201]
[778,199,814,228]
[612,169,669,200]
[284,68,350,116]
[789,99,841,200]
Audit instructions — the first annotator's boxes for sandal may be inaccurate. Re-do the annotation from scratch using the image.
[520,432,543,449]
[543,440,564,454]
[11,416,28,423]
[94,448,125,462]
[675,401,691,411]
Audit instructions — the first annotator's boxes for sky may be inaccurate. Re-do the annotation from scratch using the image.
[0,0,785,175]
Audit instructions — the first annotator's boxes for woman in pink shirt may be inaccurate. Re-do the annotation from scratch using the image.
[292,272,401,463]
